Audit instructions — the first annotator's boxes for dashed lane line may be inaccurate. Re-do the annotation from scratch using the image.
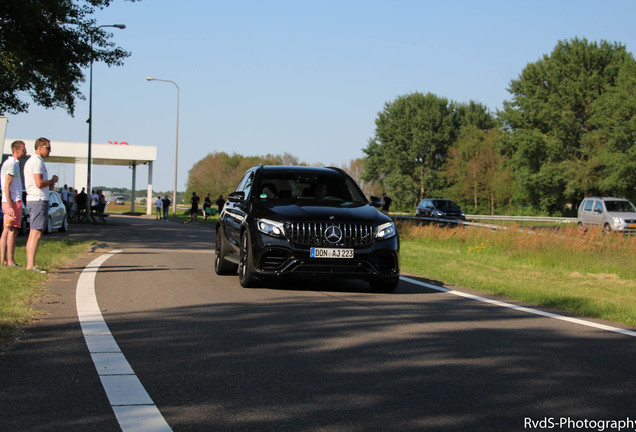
[400,276,636,338]
[76,250,173,432]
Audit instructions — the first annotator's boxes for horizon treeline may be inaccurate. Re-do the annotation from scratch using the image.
[186,38,636,216]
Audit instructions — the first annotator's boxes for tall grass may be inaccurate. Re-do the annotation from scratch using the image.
[398,223,636,326]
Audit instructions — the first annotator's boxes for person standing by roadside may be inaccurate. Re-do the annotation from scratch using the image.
[60,185,70,214]
[203,193,212,220]
[155,196,162,220]
[1,140,27,267]
[70,187,78,219]
[162,195,171,221]
[24,137,58,273]
[66,187,74,214]
[216,194,226,214]
[190,192,200,223]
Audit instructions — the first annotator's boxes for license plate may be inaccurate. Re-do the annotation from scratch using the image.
[310,248,354,258]
[628,224,636,228]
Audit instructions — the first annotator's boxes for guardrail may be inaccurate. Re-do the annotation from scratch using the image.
[391,214,577,230]
[465,215,577,223]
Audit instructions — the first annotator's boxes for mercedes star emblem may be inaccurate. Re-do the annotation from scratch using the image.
[325,225,343,244]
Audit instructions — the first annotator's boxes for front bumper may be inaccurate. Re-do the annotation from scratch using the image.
[252,235,399,281]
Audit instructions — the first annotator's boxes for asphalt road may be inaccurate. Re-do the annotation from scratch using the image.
[1,215,634,432]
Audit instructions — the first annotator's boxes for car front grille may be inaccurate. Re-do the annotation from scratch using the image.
[285,222,374,248]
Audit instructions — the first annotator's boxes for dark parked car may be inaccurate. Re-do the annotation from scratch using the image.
[215,165,400,292]
[416,198,466,220]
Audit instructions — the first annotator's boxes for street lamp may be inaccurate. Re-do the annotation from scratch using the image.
[146,77,179,216]
[87,24,125,214]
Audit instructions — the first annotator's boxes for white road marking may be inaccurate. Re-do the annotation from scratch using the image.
[400,276,636,338]
[76,251,173,432]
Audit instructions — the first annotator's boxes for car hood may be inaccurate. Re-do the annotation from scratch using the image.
[608,211,636,219]
[256,202,390,225]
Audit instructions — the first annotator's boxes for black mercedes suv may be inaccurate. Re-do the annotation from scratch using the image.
[215,165,400,292]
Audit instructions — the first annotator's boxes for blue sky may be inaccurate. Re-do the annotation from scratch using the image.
[4,0,636,192]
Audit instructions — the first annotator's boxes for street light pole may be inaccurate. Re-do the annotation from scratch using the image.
[87,24,125,214]
[146,77,179,217]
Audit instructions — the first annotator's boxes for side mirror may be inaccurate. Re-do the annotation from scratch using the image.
[228,191,245,203]
[369,196,383,207]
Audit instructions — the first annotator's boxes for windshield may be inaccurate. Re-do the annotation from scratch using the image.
[257,171,367,205]
[604,200,636,212]
[432,200,460,210]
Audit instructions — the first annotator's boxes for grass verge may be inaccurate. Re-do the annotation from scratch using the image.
[398,222,636,327]
[0,238,95,342]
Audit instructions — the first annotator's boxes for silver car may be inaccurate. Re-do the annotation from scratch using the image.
[577,197,636,233]
[23,191,69,234]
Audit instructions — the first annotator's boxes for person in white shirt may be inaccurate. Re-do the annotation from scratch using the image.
[60,184,70,214]
[90,190,99,212]
[155,196,162,220]
[1,140,27,267]
[24,137,58,273]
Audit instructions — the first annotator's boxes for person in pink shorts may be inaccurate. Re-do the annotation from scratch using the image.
[1,140,27,267]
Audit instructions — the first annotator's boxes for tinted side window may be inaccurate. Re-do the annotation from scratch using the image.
[242,172,254,198]
[593,201,603,212]
[50,192,60,205]
[235,172,250,192]
[583,200,593,211]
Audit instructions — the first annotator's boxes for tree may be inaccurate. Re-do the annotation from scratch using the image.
[445,126,511,214]
[589,59,636,202]
[340,158,381,198]
[363,93,495,210]
[186,152,311,200]
[0,0,134,115]
[456,100,497,131]
[363,92,458,209]
[499,38,636,212]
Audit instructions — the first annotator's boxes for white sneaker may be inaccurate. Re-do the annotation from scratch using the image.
[28,266,47,274]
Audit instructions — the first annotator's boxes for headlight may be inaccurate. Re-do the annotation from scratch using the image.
[612,217,626,229]
[257,218,286,238]
[375,222,396,240]
[433,210,444,217]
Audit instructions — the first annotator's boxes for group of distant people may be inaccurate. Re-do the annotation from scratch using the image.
[153,192,226,223]
[188,192,226,223]
[57,184,105,217]
[154,195,172,221]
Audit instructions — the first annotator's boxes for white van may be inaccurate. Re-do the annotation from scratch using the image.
[577,197,636,233]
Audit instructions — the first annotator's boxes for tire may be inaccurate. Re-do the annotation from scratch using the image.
[44,216,52,234]
[238,230,258,288]
[577,222,586,233]
[59,215,68,233]
[215,228,237,275]
[369,277,399,293]
[603,224,611,235]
